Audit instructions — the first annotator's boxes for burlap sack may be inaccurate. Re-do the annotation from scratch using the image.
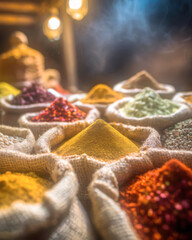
[88,148,192,240]
[0,150,93,240]
[0,125,35,154]
[35,122,161,202]
[18,104,100,139]
[74,101,108,117]
[173,92,192,109]
[0,95,52,127]
[113,81,175,99]
[106,97,192,131]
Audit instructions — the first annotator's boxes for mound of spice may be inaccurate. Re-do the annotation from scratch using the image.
[183,95,192,104]
[81,84,122,104]
[54,119,139,161]
[11,84,56,105]
[0,171,52,209]
[32,97,87,122]
[0,132,24,149]
[120,87,179,118]
[0,82,20,98]
[123,70,165,90]
[161,119,192,151]
[119,159,192,240]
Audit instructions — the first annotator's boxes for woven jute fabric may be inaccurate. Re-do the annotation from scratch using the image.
[0,95,51,127]
[19,105,100,139]
[106,97,192,131]
[0,125,35,154]
[35,122,161,202]
[113,81,175,99]
[0,151,93,240]
[88,148,192,240]
[74,101,108,117]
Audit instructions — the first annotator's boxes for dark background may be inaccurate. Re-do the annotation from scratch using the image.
[0,0,192,91]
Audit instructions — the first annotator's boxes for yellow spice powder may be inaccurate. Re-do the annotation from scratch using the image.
[0,171,52,209]
[53,119,139,161]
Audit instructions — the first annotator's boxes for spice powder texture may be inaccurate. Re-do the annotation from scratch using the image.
[0,171,52,209]
[81,84,122,104]
[0,82,20,98]
[119,159,192,240]
[120,87,179,118]
[123,70,165,90]
[53,119,139,161]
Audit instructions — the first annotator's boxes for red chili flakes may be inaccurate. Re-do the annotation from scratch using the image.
[119,159,192,240]
[31,98,87,122]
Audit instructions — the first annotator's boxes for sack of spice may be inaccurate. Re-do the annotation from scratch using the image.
[0,150,94,240]
[173,91,192,109]
[89,148,192,240]
[19,98,100,139]
[0,84,56,127]
[106,88,192,131]
[35,119,161,202]
[0,125,35,154]
[74,84,123,116]
[113,70,175,99]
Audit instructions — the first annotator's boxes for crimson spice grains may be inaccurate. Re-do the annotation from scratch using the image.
[119,159,192,240]
[161,119,192,151]
[11,84,56,105]
[32,98,87,122]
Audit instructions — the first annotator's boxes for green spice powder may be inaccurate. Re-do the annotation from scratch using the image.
[120,87,179,118]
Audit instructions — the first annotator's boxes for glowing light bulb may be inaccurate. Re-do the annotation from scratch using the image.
[69,0,82,10]
[43,13,62,41]
[48,17,60,30]
[66,0,88,21]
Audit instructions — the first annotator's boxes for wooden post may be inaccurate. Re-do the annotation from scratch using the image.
[60,4,78,92]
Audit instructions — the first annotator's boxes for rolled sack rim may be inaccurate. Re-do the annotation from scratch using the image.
[106,97,191,121]
[0,94,52,113]
[0,151,78,239]
[18,104,100,127]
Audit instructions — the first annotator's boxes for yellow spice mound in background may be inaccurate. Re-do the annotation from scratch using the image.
[81,84,122,104]
[54,119,139,161]
[0,171,52,209]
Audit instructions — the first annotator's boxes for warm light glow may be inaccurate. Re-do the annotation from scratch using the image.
[48,17,60,30]
[69,0,82,10]
[66,0,88,21]
[43,13,62,40]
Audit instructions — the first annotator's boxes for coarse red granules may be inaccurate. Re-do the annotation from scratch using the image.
[31,98,87,122]
[119,159,192,240]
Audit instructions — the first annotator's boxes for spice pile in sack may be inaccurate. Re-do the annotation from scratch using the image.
[0,82,20,98]
[122,70,165,90]
[53,119,139,161]
[183,95,192,104]
[120,87,180,118]
[81,84,122,104]
[31,98,87,122]
[0,132,24,149]
[0,171,52,208]
[119,159,192,240]
[11,84,56,105]
[161,119,192,151]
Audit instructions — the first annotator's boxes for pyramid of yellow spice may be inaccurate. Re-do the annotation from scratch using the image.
[54,119,139,161]
[81,84,122,104]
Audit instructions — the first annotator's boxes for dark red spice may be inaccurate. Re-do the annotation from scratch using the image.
[119,159,192,240]
[31,97,87,122]
[11,84,56,105]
